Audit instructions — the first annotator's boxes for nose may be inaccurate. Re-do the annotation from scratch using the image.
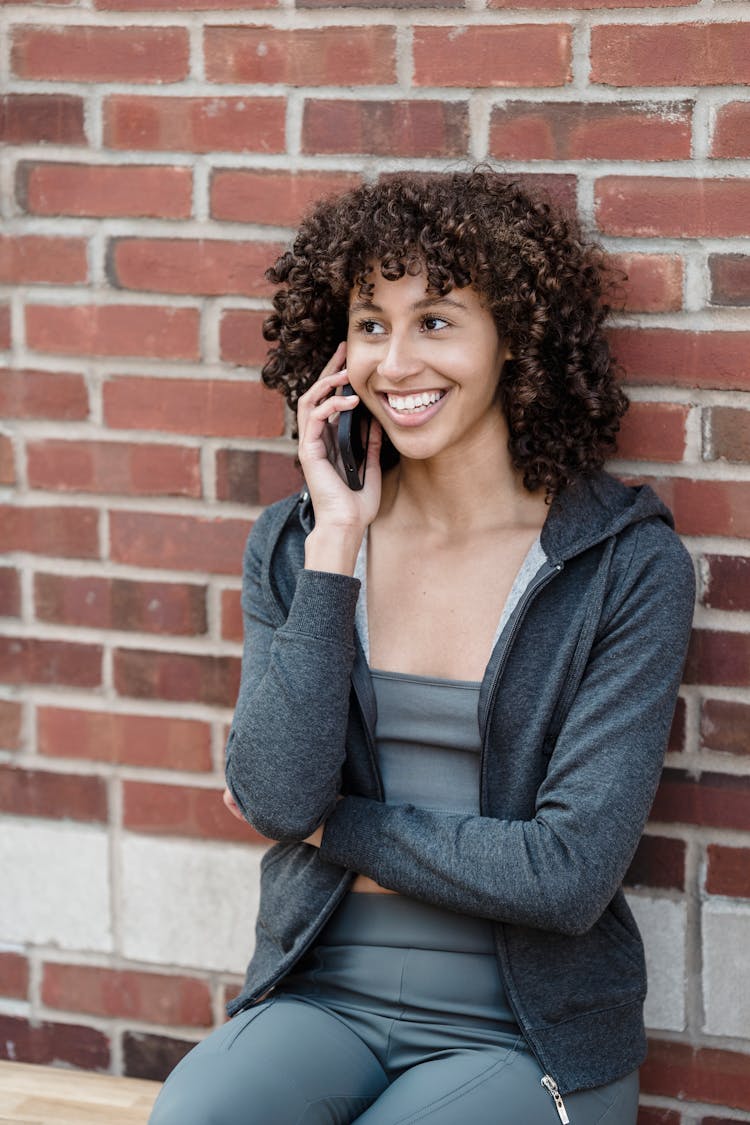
[376,329,424,383]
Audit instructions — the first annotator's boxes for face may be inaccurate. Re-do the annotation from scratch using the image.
[345,266,512,465]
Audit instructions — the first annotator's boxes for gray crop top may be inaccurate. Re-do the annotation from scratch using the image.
[354,530,548,814]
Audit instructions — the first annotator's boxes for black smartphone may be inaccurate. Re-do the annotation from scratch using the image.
[337,384,372,491]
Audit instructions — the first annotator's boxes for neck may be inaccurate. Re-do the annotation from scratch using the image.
[380,411,546,537]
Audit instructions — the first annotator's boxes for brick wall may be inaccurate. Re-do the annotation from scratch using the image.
[0,0,748,1118]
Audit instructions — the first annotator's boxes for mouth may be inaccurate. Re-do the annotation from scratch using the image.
[378,388,449,426]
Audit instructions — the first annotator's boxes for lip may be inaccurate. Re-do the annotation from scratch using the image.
[377,389,450,428]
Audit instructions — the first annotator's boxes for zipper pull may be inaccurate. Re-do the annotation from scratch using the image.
[541,1075,570,1124]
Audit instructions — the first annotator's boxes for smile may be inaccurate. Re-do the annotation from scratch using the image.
[384,389,446,415]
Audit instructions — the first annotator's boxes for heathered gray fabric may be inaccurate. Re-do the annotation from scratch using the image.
[224,469,696,1095]
[370,671,482,815]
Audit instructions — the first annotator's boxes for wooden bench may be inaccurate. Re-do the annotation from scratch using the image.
[0,1060,161,1124]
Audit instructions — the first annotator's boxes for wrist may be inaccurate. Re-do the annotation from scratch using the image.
[304,526,363,576]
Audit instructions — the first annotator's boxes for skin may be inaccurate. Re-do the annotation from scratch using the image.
[224,265,550,891]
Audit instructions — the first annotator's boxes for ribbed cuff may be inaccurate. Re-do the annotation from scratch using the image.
[282,568,361,644]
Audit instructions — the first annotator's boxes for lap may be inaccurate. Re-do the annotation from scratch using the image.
[148,993,638,1125]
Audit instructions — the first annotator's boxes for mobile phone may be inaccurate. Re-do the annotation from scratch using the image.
[337,384,372,491]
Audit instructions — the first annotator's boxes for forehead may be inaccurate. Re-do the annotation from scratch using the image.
[348,267,484,312]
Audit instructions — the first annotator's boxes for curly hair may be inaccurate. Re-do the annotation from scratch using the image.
[261,168,629,500]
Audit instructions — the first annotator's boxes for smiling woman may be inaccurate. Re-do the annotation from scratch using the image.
[149,169,695,1125]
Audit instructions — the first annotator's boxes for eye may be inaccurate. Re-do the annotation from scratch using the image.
[354,318,386,336]
[421,315,450,332]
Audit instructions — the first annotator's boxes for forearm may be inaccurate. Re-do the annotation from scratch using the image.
[226,568,360,840]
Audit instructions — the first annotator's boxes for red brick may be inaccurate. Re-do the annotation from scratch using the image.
[706,844,750,900]
[211,169,361,226]
[0,94,85,144]
[42,964,212,1026]
[0,637,102,688]
[104,95,286,154]
[591,24,750,86]
[637,1107,682,1125]
[701,699,750,757]
[110,510,249,574]
[610,329,750,391]
[490,101,690,161]
[219,310,269,366]
[0,1013,109,1069]
[0,764,106,821]
[27,439,201,497]
[642,477,750,538]
[414,25,570,87]
[684,629,750,687]
[103,376,283,438]
[123,1030,195,1082]
[205,26,396,85]
[641,1039,750,1111]
[0,433,14,484]
[98,0,276,8]
[491,0,688,6]
[123,779,268,842]
[0,504,99,557]
[596,177,750,238]
[19,162,192,220]
[701,555,750,612]
[0,700,22,750]
[669,696,686,754]
[215,449,303,505]
[110,238,281,297]
[26,304,200,360]
[0,567,20,616]
[706,406,750,463]
[710,255,750,306]
[0,235,87,285]
[616,402,687,462]
[38,706,211,770]
[651,769,750,831]
[712,101,750,159]
[0,369,88,420]
[701,1117,749,1125]
[0,953,28,1000]
[11,25,188,83]
[625,834,685,891]
[0,305,9,349]
[114,648,240,707]
[303,99,468,157]
[35,573,207,635]
[299,0,458,5]
[220,587,242,642]
[609,253,683,313]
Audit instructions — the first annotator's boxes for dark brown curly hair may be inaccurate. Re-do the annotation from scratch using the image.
[261,168,629,500]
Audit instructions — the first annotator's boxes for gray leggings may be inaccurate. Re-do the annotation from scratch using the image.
[149,893,639,1125]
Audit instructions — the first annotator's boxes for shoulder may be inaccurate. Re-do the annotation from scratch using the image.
[243,491,305,576]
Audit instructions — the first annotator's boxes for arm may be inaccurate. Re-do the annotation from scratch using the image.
[319,520,696,936]
[225,345,383,843]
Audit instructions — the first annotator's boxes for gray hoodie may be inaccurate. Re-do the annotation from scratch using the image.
[224,469,695,1097]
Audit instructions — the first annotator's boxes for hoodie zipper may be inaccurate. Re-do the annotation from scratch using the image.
[541,1075,571,1123]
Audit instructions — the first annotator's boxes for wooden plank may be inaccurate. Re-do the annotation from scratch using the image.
[0,1062,161,1125]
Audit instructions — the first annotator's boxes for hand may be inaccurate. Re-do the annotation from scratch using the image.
[296,343,383,540]
[222,786,245,823]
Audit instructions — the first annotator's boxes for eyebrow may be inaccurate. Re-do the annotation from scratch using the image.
[349,296,468,315]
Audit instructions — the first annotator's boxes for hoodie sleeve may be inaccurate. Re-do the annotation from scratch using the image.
[319,519,696,935]
[225,506,362,842]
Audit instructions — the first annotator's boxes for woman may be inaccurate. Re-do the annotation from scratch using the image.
[149,170,695,1125]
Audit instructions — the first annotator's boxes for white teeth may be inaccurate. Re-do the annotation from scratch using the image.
[386,390,444,414]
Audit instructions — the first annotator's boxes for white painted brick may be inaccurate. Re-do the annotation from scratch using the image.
[120,834,262,973]
[702,901,750,1039]
[0,819,112,952]
[627,894,686,1033]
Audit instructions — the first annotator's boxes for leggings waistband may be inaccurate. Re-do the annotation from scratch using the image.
[316,892,498,956]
